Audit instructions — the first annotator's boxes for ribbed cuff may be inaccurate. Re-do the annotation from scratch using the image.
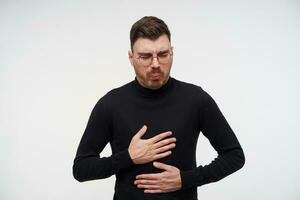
[180,170,198,190]
[112,149,135,172]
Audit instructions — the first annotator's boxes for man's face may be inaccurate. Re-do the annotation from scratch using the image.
[129,34,173,89]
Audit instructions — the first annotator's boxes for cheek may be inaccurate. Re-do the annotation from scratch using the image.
[161,64,172,74]
[134,64,148,76]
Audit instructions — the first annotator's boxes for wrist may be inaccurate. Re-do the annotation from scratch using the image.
[128,147,138,164]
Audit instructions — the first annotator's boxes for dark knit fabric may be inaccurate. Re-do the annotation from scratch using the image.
[73,77,245,200]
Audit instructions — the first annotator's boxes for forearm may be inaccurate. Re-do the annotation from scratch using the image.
[180,146,245,189]
[73,149,134,182]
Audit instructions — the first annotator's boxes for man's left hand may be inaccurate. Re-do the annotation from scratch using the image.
[134,162,182,193]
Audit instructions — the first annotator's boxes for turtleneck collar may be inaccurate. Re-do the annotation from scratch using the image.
[133,76,174,98]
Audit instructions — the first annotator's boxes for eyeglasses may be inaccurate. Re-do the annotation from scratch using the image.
[134,48,173,66]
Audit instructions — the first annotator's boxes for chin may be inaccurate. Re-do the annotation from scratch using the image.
[148,80,164,89]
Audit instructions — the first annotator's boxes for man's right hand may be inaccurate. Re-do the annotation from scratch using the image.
[128,125,176,165]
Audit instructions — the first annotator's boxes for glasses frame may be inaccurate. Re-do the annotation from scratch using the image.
[134,47,174,66]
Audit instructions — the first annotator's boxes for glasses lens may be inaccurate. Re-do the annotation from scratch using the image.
[158,54,170,64]
[141,57,152,66]
[137,50,172,66]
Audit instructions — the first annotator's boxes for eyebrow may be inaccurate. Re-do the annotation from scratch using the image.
[137,49,170,56]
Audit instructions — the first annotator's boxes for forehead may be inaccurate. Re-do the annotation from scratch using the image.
[133,34,171,53]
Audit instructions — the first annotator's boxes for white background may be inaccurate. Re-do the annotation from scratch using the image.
[1,0,299,199]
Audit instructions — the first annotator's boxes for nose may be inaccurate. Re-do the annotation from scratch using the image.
[150,56,160,68]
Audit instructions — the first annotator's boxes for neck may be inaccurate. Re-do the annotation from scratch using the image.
[133,76,174,98]
[136,76,170,90]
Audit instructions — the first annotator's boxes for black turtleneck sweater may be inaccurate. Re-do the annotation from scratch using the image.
[73,77,245,200]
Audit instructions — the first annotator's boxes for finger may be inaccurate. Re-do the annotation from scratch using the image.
[153,162,172,171]
[150,131,172,143]
[153,151,172,160]
[134,179,157,185]
[134,125,147,139]
[153,137,176,149]
[136,173,161,180]
[155,143,176,154]
[137,184,161,190]
[144,189,163,193]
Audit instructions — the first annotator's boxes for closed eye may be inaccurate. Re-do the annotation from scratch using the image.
[139,55,152,59]
[158,52,169,58]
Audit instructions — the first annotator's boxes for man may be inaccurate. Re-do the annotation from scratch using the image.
[73,16,245,200]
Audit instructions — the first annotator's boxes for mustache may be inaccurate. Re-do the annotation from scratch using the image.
[149,70,162,74]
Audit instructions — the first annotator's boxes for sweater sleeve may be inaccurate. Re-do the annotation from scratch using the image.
[72,97,135,182]
[180,90,245,189]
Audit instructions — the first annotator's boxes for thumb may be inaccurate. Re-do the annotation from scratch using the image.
[134,125,147,139]
[153,162,171,171]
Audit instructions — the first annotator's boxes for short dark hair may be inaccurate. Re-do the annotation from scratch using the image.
[130,16,171,51]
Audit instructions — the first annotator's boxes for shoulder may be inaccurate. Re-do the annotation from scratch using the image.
[172,78,216,107]
[174,78,202,90]
[173,78,209,98]
[95,80,134,107]
[106,81,133,98]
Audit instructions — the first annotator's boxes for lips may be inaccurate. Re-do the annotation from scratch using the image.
[149,73,161,80]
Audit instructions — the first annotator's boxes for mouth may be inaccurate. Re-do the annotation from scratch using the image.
[149,73,161,80]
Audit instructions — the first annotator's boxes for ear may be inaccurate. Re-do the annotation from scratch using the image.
[128,50,133,66]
